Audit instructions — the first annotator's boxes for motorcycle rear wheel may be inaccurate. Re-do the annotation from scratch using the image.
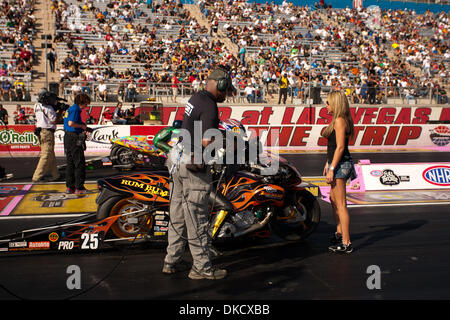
[272,190,321,241]
[110,146,136,169]
[97,196,152,239]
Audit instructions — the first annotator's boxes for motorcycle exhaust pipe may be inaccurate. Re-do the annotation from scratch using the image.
[233,211,273,238]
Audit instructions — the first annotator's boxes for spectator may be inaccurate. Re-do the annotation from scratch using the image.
[404,88,416,104]
[71,82,82,101]
[14,105,26,124]
[1,80,12,101]
[171,73,180,103]
[0,104,8,124]
[47,48,57,73]
[13,79,25,101]
[124,104,140,124]
[367,77,377,105]
[244,84,255,103]
[117,82,125,102]
[360,81,368,103]
[112,102,127,124]
[102,108,113,124]
[126,80,137,102]
[95,80,108,101]
[278,73,288,104]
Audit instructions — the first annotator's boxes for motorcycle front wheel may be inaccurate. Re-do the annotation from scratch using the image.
[271,189,321,241]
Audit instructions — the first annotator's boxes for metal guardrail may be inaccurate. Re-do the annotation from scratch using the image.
[24,80,449,105]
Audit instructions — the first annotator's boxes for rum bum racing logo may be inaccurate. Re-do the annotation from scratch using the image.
[0,129,39,146]
[422,166,450,186]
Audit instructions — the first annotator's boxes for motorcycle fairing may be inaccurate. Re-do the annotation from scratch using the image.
[0,214,121,253]
[99,173,170,205]
[111,136,166,157]
[220,172,285,211]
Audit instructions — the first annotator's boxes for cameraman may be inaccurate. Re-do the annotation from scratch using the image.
[63,93,91,194]
[32,90,60,182]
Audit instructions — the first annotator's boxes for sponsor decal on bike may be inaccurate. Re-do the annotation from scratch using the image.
[422,166,450,186]
[49,232,59,242]
[9,241,27,248]
[120,179,169,197]
[58,241,75,250]
[29,241,50,249]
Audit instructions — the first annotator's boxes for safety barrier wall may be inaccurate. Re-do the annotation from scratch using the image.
[0,105,449,155]
[358,161,450,191]
[162,105,450,151]
[317,160,450,206]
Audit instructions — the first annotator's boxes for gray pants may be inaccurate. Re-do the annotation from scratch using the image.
[164,163,213,272]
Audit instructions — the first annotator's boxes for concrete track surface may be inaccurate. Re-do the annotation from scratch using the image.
[0,152,449,307]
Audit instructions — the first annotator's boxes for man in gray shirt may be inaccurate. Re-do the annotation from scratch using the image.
[32,91,60,182]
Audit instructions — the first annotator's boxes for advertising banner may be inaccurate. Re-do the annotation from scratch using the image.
[0,125,40,153]
[1,105,449,155]
[54,125,131,154]
[162,105,450,151]
[360,162,450,191]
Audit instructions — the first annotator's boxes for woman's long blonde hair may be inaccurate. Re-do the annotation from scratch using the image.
[322,91,354,139]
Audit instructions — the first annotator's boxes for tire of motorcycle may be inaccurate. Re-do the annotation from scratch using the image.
[110,146,136,170]
[271,189,321,241]
[109,145,120,160]
[97,196,152,239]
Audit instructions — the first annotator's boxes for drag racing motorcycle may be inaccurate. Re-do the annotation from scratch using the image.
[109,135,167,171]
[108,120,245,171]
[96,119,321,244]
[95,155,321,246]
[95,118,322,244]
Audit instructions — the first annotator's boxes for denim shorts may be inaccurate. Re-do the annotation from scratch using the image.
[329,159,357,181]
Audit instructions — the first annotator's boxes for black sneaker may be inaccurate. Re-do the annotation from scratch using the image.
[328,241,354,254]
[188,266,227,280]
[330,232,342,245]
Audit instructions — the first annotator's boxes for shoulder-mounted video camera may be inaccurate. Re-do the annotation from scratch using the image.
[38,89,70,112]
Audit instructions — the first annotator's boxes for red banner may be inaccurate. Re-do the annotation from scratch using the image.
[0,125,40,153]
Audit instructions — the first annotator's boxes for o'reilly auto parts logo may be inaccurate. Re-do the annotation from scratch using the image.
[423,166,450,186]
[0,129,39,146]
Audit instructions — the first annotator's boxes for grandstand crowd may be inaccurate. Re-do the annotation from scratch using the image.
[0,0,36,103]
[0,0,448,110]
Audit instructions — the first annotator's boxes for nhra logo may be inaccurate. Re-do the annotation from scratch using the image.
[422,166,450,186]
